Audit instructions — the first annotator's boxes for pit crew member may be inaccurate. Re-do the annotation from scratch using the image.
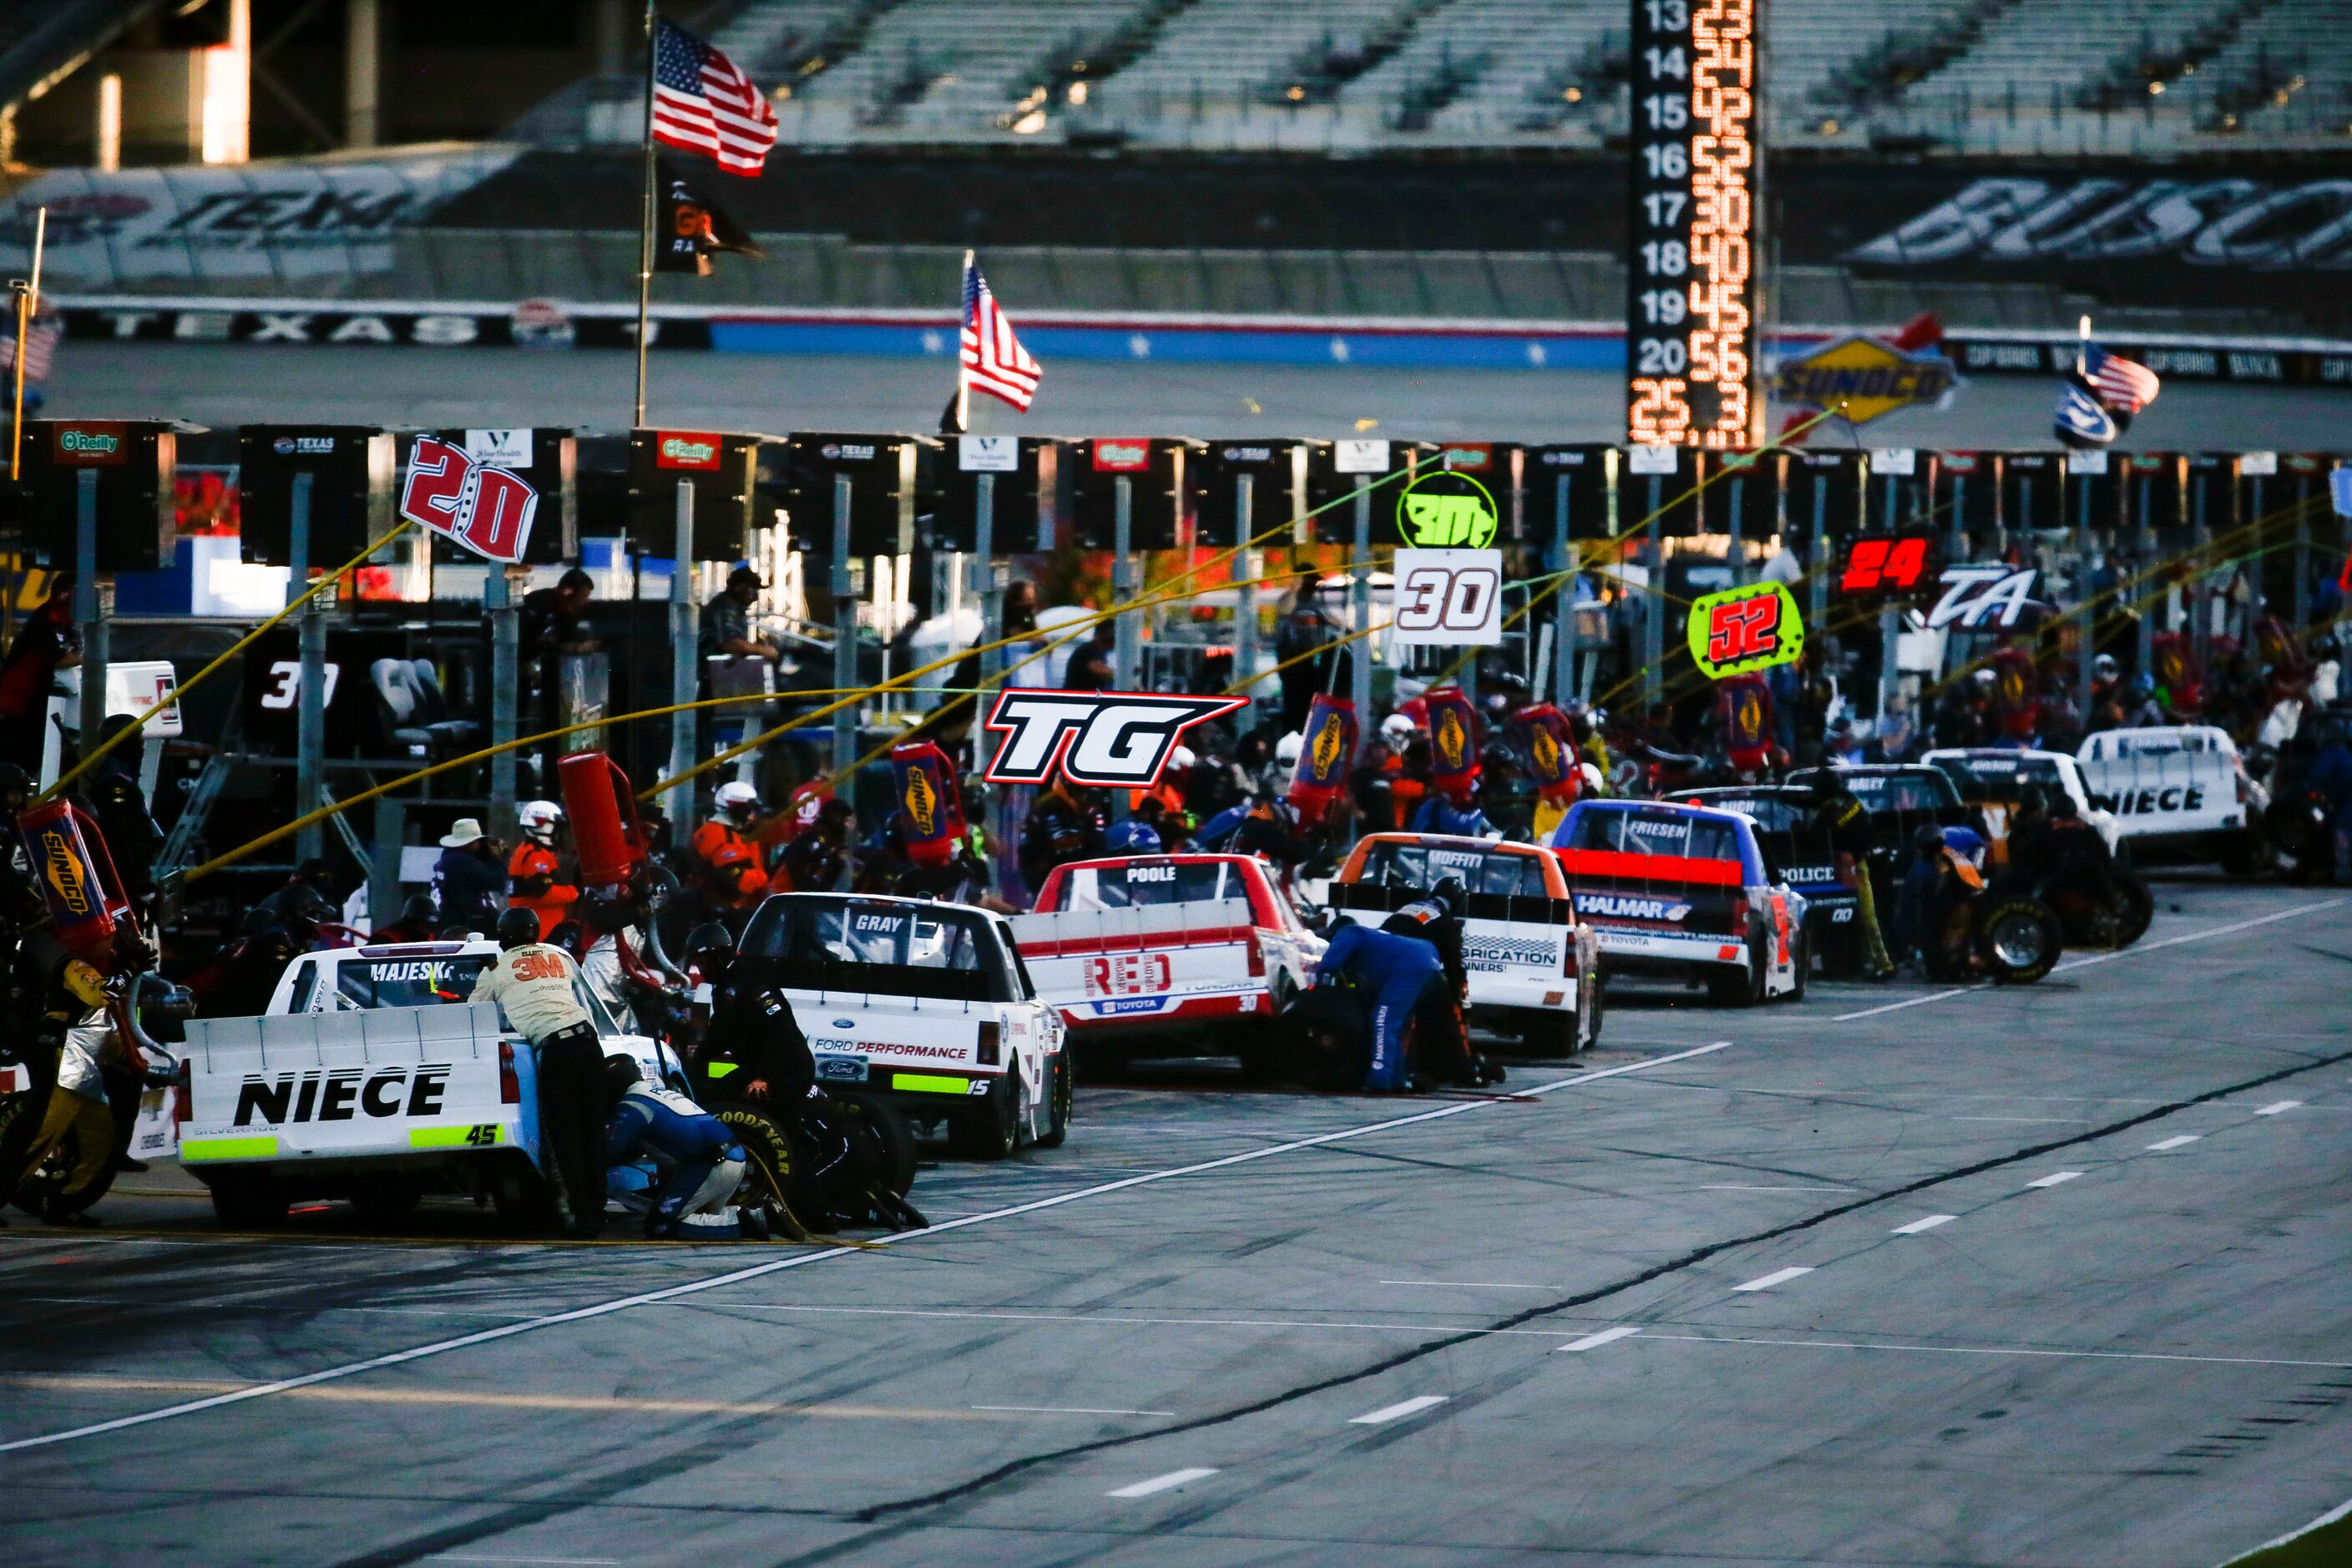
[463,908,606,1238]
[601,1055,746,1240]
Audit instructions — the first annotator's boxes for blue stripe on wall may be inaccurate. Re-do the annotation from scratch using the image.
[706,320,1623,371]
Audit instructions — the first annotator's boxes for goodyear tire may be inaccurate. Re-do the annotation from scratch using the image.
[208,1171,290,1230]
[948,1071,1023,1161]
[710,1103,797,1221]
[1518,1009,1580,1060]
[1035,1053,1074,1148]
[1976,897,2062,984]
[830,1090,919,1196]
[490,1163,563,1237]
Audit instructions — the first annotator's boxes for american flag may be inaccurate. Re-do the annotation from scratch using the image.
[2082,342,2161,414]
[959,259,1041,412]
[650,20,777,177]
[0,319,58,382]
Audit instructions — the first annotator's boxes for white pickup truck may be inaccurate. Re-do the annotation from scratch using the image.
[723,893,1069,1160]
[1008,853,1324,1074]
[175,939,681,1229]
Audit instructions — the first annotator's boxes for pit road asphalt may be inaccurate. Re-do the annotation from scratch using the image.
[1,878,2346,1567]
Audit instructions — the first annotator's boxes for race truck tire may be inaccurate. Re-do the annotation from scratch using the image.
[489,1163,564,1237]
[1788,930,1808,1003]
[1282,985,1373,1092]
[1706,943,1766,1008]
[1518,1007,1581,1060]
[1816,915,1864,980]
[0,1090,46,1213]
[827,1090,920,1197]
[2111,870,2156,948]
[1975,896,2063,985]
[207,1171,290,1231]
[1035,1053,1074,1149]
[8,1105,123,1222]
[351,1176,422,1227]
[948,1071,1024,1161]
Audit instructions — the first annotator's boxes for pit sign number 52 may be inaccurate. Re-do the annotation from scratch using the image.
[1686,580,1804,680]
[1390,548,1503,646]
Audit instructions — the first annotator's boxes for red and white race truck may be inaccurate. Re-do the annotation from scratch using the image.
[1009,853,1324,1070]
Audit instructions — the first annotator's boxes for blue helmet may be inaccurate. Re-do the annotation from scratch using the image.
[1106,820,1164,854]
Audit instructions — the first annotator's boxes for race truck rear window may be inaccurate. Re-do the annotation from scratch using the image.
[330,953,491,1009]
[1805,770,1960,815]
[1354,841,1550,898]
[1699,793,1806,832]
[1934,754,2067,800]
[1560,809,1742,864]
[740,898,1014,1003]
[1060,861,1234,909]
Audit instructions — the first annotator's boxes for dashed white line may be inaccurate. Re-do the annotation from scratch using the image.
[1556,1326,1643,1353]
[1637,1333,2352,1370]
[973,1405,1174,1417]
[2147,1135,2202,1151]
[1696,1184,1852,1192]
[1349,1395,1449,1426]
[1731,1267,1814,1292]
[2025,1171,2085,1189]
[1890,1215,1957,1235]
[1108,1468,1218,1499]
[2255,1100,2304,1116]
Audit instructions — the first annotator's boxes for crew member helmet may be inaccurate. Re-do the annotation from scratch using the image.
[495,908,544,949]
[1105,820,1163,854]
[518,800,564,845]
[716,781,761,825]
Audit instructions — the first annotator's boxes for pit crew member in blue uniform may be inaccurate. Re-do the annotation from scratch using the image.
[601,1055,746,1239]
[1315,917,1489,1092]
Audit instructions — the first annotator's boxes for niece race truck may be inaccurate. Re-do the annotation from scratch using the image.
[175,938,687,1229]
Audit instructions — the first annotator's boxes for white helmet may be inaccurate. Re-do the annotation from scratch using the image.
[716,781,761,823]
[1276,731,1303,766]
[1380,711,1414,741]
[518,800,563,844]
[1169,745,1196,771]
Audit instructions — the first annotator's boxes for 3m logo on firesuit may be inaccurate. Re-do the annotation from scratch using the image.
[1574,893,1692,922]
[2088,787,2205,815]
[233,1066,453,1125]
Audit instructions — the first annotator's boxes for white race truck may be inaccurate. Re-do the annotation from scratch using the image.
[2075,724,2264,866]
[176,938,685,1230]
[1924,747,2122,858]
[723,893,1070,1160]
[1008,853,1324,1075]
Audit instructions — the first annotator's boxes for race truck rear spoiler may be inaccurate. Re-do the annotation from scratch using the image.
[1007,897,1262,958]
[1328,883,1578,927]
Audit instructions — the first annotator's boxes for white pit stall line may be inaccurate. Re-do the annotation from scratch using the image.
[1108,1468,1218,1499]
[1832,898,2348,1023]
[2255,1100,2304,1116]
[2025,1171,2085,1189]
[2148,1135,2202,1151]
[1890,1214,1957,1235]
[1556,1326,1643,1353]
[0,1041,1734,1456]
[1732,1267,1814,1292]
[1349,1395,1449,1426]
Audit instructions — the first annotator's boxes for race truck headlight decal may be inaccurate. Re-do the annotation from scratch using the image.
[983,690,1247,789]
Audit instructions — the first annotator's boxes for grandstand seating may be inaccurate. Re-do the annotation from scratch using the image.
[683,0,2340,154]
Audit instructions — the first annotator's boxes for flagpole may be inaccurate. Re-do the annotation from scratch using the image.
[11,205,45,483]
[633,0,658,429]
[955,250,974,436]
